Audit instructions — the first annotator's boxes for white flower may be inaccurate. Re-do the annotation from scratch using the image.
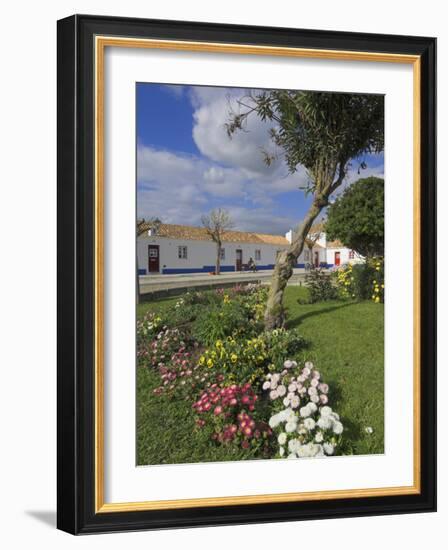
[290,396,300,409]
[308,402,318,413]
[278,432,287,445]
[285,421,297,433]
[269,415,279,428]
[302,367,311,377]
[320,406,333,417]
[283,360,294,369]
[315,432,324,443]
[310,378,319,387]
[299,406,311,418]
[277,384,287,397]
[304,418,316,431]
[288,383,297,393]
[310,394,320,403]
[312,370,321,380]
[365,426,374,434]
[305,361,314,369]
[308,386,318,396]
[270,390,279,400]
[283,397,290,407]
[262,381,271,390]
[287,453,297,459]
[279,446,285,457]
[333,422,344,435]
[323,443,334,455]
[317,416,333,430]
[288,439,301,453]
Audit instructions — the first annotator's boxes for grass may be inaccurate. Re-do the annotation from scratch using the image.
[137,286,384,465]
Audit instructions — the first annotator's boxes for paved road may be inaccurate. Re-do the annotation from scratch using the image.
[139,269,309,295]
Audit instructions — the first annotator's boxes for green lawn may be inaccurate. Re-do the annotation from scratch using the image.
[137,286,383,464]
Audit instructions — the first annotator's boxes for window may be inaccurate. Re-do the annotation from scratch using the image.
[304,250,310,261]
[220,247,225,260]
[178,246,188,259]
[255,249,261,261]
[349,250,355,259]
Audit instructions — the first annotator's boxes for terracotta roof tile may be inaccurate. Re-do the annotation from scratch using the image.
[140,223,289,246]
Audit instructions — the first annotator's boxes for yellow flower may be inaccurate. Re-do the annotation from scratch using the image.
[231,354,238,363]
[215,340,222,348]
[207,359,214,368]
[381,284,384,289]
[199,356,205,365]
[375,297,380,303]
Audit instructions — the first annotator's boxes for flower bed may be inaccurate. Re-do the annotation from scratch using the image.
[137,284,344,462]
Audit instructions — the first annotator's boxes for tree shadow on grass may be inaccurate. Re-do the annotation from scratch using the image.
[286,301,358,330]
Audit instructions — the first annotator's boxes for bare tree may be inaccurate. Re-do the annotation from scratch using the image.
[201,208,234,275]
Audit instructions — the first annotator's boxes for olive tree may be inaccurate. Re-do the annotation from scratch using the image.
[227,90,384,328]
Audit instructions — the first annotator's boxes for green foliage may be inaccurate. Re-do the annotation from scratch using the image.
[326,177,384,257]
[260,328,306,369]
[335,258,384,303]
[227,91,384,194]
[198,336,269,385]
[303,268,338,303]
[191,299,258,347]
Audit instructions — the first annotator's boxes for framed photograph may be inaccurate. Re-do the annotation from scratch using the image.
[57,14,436,534]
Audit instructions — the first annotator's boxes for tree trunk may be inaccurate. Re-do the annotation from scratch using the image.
[264,199,324,329]
[216,241,221,275]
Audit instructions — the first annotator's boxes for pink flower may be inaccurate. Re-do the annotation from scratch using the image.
[214,406,223,415]
[320,394,329,404]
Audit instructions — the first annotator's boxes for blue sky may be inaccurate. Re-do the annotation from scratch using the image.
[137,83,384,235]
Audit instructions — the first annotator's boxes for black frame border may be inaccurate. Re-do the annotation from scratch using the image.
[57,14,436,534]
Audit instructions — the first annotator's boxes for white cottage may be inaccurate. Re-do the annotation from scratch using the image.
[137,222,362,275]
[137,223,290,275]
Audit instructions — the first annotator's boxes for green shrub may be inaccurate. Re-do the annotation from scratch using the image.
[198,336,269,385]
[191,300,259,346]
[303,269,338,303]
[260,328,306,369]
[335,258,384,302]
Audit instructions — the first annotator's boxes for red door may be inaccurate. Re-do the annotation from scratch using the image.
[314,251,319,267]
[334,251,341,267]
[148,245,160,273]
[236,249,243,271]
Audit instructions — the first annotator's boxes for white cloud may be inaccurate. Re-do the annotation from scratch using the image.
[137,144,306,234]
[190,87,285,178]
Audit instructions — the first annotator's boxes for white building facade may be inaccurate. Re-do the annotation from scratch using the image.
[137,223,362,275]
